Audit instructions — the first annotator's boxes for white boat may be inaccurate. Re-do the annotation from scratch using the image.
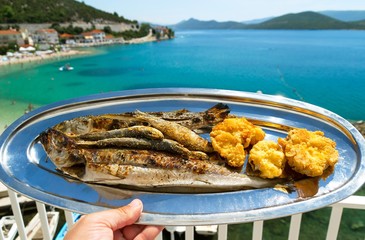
[59,64,74,71]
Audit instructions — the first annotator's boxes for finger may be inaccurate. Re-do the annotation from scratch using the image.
[85,199,143,231]
[122,224,164,240]
[111,199,144,230]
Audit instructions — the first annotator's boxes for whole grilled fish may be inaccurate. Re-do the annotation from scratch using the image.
[134,110,214,153]
[54,103,230,136]
[39,128,281,192]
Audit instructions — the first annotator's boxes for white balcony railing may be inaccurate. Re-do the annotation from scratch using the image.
[1,188,364,240]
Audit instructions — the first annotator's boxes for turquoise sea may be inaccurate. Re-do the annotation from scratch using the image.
[1,30,365,122]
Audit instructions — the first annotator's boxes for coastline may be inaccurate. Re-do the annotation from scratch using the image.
[0,34,164,69]
[0,49,91,68]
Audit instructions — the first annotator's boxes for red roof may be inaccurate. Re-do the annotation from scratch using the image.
[37,29,58,34]
[0,30,20,35]
[60,33,74,38]
[90,29,104,33]
[82,29,105,36]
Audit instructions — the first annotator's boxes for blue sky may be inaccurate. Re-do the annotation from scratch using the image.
[81,0,365,24]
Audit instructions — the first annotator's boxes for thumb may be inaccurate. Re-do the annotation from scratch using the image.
[111,199,143,230]
[96,199,143,231]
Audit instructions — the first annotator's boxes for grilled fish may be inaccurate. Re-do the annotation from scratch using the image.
[53,103,230,136]
[39,128,280,192]
[134,110,213,153]
[39,104,283,193]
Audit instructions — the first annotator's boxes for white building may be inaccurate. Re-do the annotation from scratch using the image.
[34,29,59,44]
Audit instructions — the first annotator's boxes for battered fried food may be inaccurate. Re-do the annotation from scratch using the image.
[278,128,339,177]
[210,117,265,167]
[248,140,286,179]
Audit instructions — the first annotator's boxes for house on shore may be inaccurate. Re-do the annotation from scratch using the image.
[33,29,59,45]
[81,29,106,43]
[59,33,76,45]
[0,29,25,47]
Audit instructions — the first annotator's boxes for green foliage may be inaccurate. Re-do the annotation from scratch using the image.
[50,23,84,35]
[119,23,151,40]
[249,11,354,30]
[0,0,135,23]
[0,41,17,54]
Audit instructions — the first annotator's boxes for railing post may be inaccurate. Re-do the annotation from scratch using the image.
[36,202,52,240]
[326,206,343,240]
[288,213,302,240]
[218,224,228,240]
[252,220,263,240]
[185,226,194,240]
[7,190,27,240]
[64,210,76,230]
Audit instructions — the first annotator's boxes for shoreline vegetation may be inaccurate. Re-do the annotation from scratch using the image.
[0,33,160,68]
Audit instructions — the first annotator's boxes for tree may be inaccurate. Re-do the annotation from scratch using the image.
[0,5,15,23]
[103,26,112,34]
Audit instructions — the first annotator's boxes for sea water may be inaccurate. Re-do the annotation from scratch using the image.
[1,30,365,120]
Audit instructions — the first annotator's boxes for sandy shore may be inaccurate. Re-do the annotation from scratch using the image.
[0,49,90,68]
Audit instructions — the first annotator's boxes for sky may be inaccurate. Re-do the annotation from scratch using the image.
[81,0,365,25]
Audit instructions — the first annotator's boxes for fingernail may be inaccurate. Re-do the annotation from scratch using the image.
[129,199,142,209]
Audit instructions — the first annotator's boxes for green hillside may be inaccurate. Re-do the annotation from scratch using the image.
[173,11,365,30]
[174,18,246,30]
[250,11,352,29]
[0,0,134,23]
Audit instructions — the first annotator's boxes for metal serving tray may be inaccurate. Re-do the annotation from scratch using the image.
[0,88,364,225]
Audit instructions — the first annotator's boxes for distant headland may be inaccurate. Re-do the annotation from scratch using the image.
[171,11,365,30]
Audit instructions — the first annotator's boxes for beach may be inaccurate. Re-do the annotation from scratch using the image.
[0,49,90,68]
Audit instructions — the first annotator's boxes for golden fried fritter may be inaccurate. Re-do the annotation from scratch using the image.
[278,128,339,177]
[210,117,265,167]
[248,140,286,179]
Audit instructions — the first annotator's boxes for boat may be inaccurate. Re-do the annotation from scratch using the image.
[59,64,74,71]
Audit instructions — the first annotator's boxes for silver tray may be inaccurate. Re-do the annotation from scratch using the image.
[0,88,364,226]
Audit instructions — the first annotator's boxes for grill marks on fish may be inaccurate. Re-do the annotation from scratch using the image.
[39,104,283,192]
[134,110,214,153]
[60,148,276,191]
[53,103,230,136]
[77,126,164,141]
[76,137,209,160]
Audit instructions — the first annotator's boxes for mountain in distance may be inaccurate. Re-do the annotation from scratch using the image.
[173,18,246,30]
[248,11,351,29]
[241,17,273,24]
[172,11,365,30]
[320,10,365,22]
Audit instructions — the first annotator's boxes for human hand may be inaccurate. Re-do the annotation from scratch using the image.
[64,199,164,240]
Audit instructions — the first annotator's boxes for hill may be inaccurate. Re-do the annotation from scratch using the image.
[173,18,246,30]
[0,0,134,24]
[249,11,352,29]
[320,10,365,22]
[172,11,365,30]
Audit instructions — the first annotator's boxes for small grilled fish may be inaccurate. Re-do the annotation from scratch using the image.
[134,110,213,153]
[77,126,164,141]
[53,103,230,136]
